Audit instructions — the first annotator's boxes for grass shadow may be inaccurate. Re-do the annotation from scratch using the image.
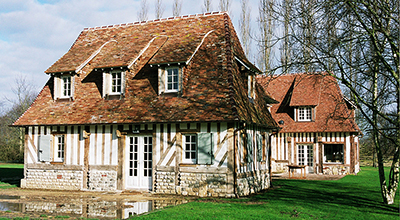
[0,167,23,187]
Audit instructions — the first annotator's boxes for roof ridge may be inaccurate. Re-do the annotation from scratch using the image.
[82,11,226,31]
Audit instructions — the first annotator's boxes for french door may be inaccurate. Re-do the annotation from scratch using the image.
[298,144,314,173]
[126,135,153,190]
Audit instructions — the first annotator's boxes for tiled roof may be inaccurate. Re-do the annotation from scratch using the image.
[13,12,277,129]
[257,73,360,133]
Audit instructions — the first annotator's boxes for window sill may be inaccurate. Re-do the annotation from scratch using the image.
[105,94,124,100]
[324,162,344,165]
[50,161,64,165]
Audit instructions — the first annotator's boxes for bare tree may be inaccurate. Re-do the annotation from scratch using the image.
[257,0,275,74]
[239,0,252,57]
[280,0,293,74]
[276,0,399,204]
[155,0,164,19]
[172,0,182,17]
[0,77,37,162]
[137,0,148,21]
[218,0,230,12]
[202,0,213,13]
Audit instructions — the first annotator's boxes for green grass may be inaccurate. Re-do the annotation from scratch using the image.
[0,163,23,188]
[132,166,399,220]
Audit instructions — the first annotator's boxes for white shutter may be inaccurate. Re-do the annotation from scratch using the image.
[197,133,213,164]
[102,72,110,97]
[54,76,61,100]
[158,68,165,95]
[71,75,75,99]
[38,135,52,162]
[121,71,126,95]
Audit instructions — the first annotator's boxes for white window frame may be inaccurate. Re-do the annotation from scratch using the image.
[53,134,65,162]
[61,75,72,98]
[165,67,180,93]
[54,74,74,100]
[297,144,313,166]
[103,70,125,97]
[298,107,312,121]
[183,134,197,164]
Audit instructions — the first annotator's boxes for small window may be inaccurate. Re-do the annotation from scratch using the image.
[61,76,72,97]
[111,71,122,94]
[54,74,73,100]
[54,135,65,162]
[298,107,312,121]
[248,75,255,99]
[324,144,343,163]
[103,70,125,97]
[166,67,179,92]
[183,134,197,164]
[182,133,213,164]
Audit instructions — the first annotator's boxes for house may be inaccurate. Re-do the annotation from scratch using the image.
[257,73,361,175]
[12,12,278,197]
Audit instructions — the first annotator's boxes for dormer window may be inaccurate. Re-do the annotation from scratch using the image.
[158,66,182,94]
[297,107,313,121]
[103,69,125,97]
[54,74,74,100]
[111,71,122,94]
[166,67,180,92]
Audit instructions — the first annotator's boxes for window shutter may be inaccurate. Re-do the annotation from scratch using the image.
[158,68,165,95]
[257,134,262,162]
[71,76,74,99]
[102,72,110,97]
[247,133,253,163]
[38,135,51,162]
[121,71,125,95]
[197,133,212,164]
[54,76,60,99]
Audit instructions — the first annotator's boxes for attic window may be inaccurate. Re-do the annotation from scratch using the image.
[297,107,313,121]
[54,74,74,100]
[158,66,182,94]
[103,69,125,97]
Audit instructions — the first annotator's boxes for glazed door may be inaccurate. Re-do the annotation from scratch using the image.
[298,144,314,173]
[126,135,153,190]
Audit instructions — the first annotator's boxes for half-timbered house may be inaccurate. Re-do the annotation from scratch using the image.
[257,73,361,175]
[12,12,278,197]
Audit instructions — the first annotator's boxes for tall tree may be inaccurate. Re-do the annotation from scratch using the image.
[218,0,230,12]
[277,0,399,204]
[172,0,182,17]
[137,0,148,21]
[155,0,164,19]
[202,0,213,13]
[280,0,293,74]
[239,0,252,57]
[257,0,275,74]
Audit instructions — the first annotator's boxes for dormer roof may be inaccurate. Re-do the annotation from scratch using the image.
[257,73,360,133]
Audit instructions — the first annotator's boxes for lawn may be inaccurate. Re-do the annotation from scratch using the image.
[132,166,399,220]
[0,163,23,189]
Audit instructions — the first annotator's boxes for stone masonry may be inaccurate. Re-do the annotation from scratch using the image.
[24,169,83,190]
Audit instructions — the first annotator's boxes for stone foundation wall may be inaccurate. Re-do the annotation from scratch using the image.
[154,171,176,194]
[323,165,349,175]
[272,161,289,173]
[87,170,117,191]
[237,170,270,197]
[178,173,227,197]
[24,169,83,190]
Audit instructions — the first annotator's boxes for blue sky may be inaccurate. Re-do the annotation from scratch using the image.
[0,0,267,110]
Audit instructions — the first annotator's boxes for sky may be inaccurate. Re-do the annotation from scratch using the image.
[0,0,264,109]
